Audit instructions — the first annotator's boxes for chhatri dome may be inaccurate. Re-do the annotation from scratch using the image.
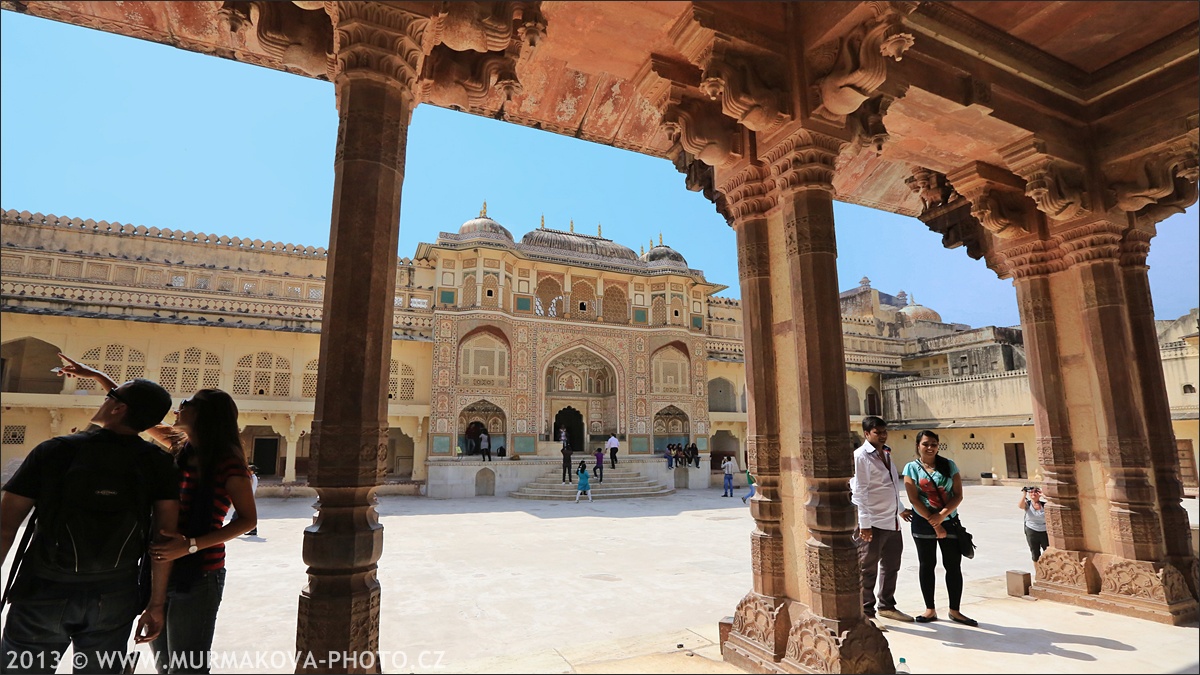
[457,202,514,242]
[899,294,942,323]
[520,217,640,262]
[640,233,688,268]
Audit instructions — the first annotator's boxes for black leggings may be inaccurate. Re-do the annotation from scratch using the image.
[913,536,963,611]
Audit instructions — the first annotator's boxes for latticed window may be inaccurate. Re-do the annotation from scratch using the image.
[2,426,26,445]
[535,278,563,317]
[301,359,320,398]
[75,344,147,390]
[459,334,509,387]
[651,346,689,394]
[602,286,628,323]
[160,348,222,394]
[388,361,416,400]
[650,296,667,326]
[572,281,596,320]
[232,351,291,397]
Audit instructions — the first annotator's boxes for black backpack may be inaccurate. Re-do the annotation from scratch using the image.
[31,431,156,580]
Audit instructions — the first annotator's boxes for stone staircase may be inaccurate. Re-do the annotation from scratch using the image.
[509,466,675,500]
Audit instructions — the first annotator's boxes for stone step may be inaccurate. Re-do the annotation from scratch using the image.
[510,466,674,501]
[509,487,676,501]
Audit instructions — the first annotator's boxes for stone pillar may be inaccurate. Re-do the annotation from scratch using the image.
[719,164,791,671]
[773,133,891,673]
[1120,227,1199,600]
[297,4,429,672]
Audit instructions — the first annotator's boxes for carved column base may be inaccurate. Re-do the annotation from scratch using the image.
[723,592,789,673]
[1033,550,1198,625]
[296,571,382,674]
[723,597,893,674]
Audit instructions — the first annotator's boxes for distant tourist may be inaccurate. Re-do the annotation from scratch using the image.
[1018,485,1048,562]
[479,431,491,462]
[665,444,674,469]
[606,434,619,468]
[575,460,592,503]
[688,442,700,468]
[721,455,737,497]
[742,471,757,504]
[561,439,573,484]
[593,447,605,483]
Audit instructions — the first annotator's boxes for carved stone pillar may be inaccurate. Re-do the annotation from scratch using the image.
[718,164,791,671]
[772,132,891,674]
[1120,227,1200,601]
[297,3,429,672]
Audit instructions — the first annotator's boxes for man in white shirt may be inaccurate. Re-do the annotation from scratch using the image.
[720,455,737,497]
[606,434,619,468]
[850,416,914,628]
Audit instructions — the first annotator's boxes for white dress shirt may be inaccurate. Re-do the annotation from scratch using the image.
[850,440,905,531]
[605,436,619,450]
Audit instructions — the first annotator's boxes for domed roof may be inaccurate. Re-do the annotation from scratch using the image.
[457,203,514,241]
[520,227,639,262]
[899,296,942,323]
[641,244,687,267]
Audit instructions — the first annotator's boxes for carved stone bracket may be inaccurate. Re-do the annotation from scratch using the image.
[217,1,334,77]
[905,166,960,213]
[420,2,544,109]
[782,607,892,674]
[1107,133,1200,227]
[728,592,790,664]
[809,1,916,123]
[1002,137,1091,222]
[663,95,744,169]
[945,161,1032,239]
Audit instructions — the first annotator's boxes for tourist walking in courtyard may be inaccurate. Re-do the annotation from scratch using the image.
[575,460,593,503]
[665,444,674,469]
[721,455,737,497]
[903,430,977,627]
[593,447,605,483]
[742,470,757,504]
[479,431,491,462]
[850,415,915,630]
[606,433,619,468]
[1018,485,1048,562]
[561,440,573,484]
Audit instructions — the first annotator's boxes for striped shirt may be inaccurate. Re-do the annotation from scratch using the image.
[178,454,249,572]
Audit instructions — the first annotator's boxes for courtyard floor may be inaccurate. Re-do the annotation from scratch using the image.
[3,485,1197,673]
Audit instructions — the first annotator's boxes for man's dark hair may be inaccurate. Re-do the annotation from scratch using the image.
[862,416,887,434]
[118,378,173,431]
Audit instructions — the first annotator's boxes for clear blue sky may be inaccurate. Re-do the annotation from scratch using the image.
[2,12,1196,328]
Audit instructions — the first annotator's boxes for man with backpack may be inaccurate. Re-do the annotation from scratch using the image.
[1,377,180,674]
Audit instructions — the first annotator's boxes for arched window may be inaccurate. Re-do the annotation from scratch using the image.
[75,344,146,391]
[160,348,222,394]
[481,275,500,309]
[233,351,291,397]
[1185,384,1196,394]
[865,387,881,416]
[708,377,737,412]
[391,361,416,400]
[459,333,509,387]
[602,285,628,323]
[535,278,563,317]
[461,274,478,308]
[650,296,667,326]
[846,384,861,416]
[302,359,320,398]
[571,280,597,320]
[651,346,690,394]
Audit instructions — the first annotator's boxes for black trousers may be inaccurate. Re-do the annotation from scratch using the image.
[562,459,572,482]
[480,447,491,461]
[609,448,618,468]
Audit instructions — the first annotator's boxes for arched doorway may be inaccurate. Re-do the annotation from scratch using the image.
[553,406,584,455]
[1,337,66,394]
[710,429,740,472]
[652,405,690,453]
[458,400,506,456]
[544,347,619,444]
[475,468,495,496]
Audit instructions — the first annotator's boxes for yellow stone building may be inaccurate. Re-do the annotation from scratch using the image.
[2,207,1197,494]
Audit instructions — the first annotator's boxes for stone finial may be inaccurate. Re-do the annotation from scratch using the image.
[569,219,574,233]
[650,239,655,252]
[598,223,602,237]
[659,232,664,245]
[641,245,645,256]
[480,201,487,217]
[540,214,545,229]
[860,276,871,288]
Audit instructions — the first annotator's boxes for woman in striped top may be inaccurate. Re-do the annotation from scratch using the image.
[147,389,256,674]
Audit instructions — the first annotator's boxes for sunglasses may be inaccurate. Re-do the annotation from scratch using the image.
[105,389,128,405]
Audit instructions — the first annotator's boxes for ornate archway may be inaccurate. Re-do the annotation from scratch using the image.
[458,400,506,456]
[544,346,619,442]
[652,404,690,453]
[553,406,585,455]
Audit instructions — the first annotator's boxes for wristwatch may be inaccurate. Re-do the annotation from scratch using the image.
[187,538,199,555]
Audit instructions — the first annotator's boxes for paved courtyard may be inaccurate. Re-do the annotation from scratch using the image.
[3,485,1198,673]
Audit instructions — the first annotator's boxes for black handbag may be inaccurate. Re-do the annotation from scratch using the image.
[917,463,976,559]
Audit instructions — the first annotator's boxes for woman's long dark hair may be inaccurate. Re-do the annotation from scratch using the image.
[915,429,951,475]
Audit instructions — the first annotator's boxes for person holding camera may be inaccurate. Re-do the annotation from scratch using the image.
[1019,486,1048,562]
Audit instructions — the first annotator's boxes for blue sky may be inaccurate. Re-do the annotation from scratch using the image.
[2,12,1196,328]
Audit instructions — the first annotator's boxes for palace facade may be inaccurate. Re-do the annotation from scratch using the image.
[3,207,1197,494]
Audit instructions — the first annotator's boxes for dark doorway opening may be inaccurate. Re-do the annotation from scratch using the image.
[1004,442,1027,479]
[464,421,486,455]
[554,407,584,455]
[253,437,279,477]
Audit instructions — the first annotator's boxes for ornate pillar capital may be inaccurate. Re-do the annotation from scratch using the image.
[330,1,432,106]
[635,57,743,169]
[762,130,845,196]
